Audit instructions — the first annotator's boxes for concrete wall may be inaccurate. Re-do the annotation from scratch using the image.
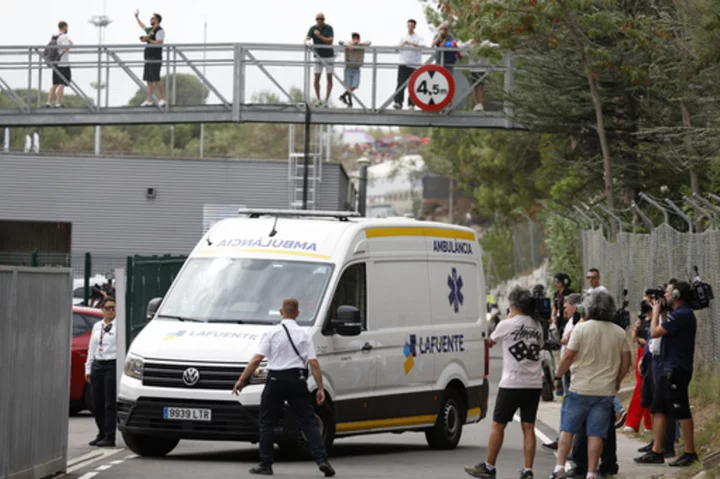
[0,154,350,257]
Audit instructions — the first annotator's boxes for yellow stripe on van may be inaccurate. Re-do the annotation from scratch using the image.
[196,248,331,260]
[365,227,475,241]
[336,414,437,433]
[467,407,482,418]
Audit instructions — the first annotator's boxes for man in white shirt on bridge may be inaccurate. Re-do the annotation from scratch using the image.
[394,19,424,110]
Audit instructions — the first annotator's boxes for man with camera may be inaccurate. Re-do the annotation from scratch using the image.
[549,291,631,479]
[464,287,543,479]
[634,280,698,467]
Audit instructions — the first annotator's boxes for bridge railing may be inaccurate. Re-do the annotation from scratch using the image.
[0,42,513,118]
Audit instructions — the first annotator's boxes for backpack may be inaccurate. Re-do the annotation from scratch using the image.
[43,35,61,63]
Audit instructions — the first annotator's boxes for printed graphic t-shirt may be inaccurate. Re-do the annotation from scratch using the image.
[491,315,544,389]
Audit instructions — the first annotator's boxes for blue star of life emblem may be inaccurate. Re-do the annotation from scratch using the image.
[448,267,464,313]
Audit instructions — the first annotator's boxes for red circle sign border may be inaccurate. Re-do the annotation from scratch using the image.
[408,65,456,112]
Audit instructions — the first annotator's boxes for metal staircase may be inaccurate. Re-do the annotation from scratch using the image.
[288,123,331,209]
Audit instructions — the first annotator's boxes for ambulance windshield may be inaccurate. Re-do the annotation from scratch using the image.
[158,258,333,325]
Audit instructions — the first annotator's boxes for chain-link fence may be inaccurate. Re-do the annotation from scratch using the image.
[581,224,720,366]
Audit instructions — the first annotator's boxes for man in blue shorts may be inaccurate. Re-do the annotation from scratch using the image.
[550,291,631,479]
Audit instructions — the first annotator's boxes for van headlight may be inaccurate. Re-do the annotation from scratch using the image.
[253,362,268,382]
[124,354,144,380]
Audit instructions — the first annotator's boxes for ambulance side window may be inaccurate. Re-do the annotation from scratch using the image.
[329,263,367,329]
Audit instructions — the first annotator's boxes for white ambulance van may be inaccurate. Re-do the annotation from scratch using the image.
[118,210,489,456]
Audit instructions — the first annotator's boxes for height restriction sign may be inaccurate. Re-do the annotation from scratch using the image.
[408,65,456,112]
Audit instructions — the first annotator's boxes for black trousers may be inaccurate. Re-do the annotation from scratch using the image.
[641,368,678,452]
[570,403,616,473]
[394,65,416,106]
[91,360,117,440]
[259,370,327,466]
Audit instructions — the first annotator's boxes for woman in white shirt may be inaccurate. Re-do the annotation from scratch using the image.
[85,297,118,447]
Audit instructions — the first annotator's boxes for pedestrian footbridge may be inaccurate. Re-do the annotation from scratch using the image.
[0,42,520,129]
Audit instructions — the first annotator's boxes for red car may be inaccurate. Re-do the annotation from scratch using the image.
[70,306,104,415]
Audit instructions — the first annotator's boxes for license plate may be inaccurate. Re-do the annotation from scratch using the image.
[163,407,212,421]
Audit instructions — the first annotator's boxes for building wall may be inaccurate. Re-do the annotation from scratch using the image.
[0,154,349,256]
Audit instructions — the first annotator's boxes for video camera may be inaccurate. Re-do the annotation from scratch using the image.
[690,266,714,311]
[613,289,631,329]
[531,285,557,350]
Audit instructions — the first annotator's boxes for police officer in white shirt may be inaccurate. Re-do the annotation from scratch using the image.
[233,298,335,477]
[85,297,118,447]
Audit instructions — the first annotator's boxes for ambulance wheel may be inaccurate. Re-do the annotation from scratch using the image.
[122,432,179,457]
[279,395,335,458]
[426,388,464,450]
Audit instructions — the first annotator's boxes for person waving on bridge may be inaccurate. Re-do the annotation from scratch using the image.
[134,10,167,107]
[305,13,335,107]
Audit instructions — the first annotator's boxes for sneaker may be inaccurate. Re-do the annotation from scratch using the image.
[615,410,628,429]
[158,99,167,107]
[664,449,677,459]
[318,462,335,477]
[54,104,65,108]
[597,463,618,475]
[668,452,699,467]
[88,436,103,446]
[141,100,153,107]
[519,470,534,479]
[393,102,402,110]
[408,104,416,110]
[565,467,585,478]
[45,103,52,108]
[473,103,485,112]
[638,441,653,453]
[548,470,567,479]
[463,463,496,478]
[623,426,636,433]
[542,440,559,452]
[249,464,273,475]
[634,451,664,464]
[95,438,115,448]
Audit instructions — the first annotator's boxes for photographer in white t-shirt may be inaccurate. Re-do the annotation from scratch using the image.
[464,286,543,479]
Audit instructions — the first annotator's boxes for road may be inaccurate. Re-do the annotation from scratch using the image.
[65,352,558,479]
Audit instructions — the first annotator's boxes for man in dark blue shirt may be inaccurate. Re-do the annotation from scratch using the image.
[635,280,698,467]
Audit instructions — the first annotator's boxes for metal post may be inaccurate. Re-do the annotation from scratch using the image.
[631,202,654,231]
[83,252,92,305]
[200,17,207,158]
[371,50,378,111]
[27,49,32,112]
[684,196,715,230]
[639,192,669,224]
[37,52,42,108]
[30,249,38,267]
[302,104,312,210]
[665,199,693,233]
[358,158,370,217]
[172,49,178,106]
[105,48,110,109]
[448,177,454,224]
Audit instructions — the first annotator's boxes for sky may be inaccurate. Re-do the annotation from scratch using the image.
[1,0,443,112]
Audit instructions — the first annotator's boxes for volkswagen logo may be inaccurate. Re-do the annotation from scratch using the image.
[182,368,200,387]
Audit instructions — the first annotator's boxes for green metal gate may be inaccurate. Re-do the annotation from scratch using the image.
[125,254,187,345]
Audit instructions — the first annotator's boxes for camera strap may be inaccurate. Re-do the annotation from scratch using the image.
[281,324,308,378]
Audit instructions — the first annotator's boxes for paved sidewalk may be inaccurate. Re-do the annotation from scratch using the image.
[534,393,680,478]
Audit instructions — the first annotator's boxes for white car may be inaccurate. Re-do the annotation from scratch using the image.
[118,209,489,457]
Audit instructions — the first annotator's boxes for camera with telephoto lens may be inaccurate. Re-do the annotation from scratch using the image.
[647,285,669,311]
[531,285,557,350]
[690,266,714,310]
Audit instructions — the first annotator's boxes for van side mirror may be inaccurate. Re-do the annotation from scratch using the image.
[146,297,163,322]
[331,305,362,337]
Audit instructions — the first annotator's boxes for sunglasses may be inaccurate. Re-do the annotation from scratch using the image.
[316,17,325,21]
[586,275,598,280]
[103,305,116,311]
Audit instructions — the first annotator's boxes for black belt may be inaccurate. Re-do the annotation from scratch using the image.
[268,368,307,381]
[95,359,117,364]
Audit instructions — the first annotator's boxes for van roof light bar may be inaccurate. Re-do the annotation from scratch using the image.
[237,208,361,221]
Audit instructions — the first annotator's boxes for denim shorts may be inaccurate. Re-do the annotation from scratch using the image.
[560,391,614,439]
[344,67,360,89]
